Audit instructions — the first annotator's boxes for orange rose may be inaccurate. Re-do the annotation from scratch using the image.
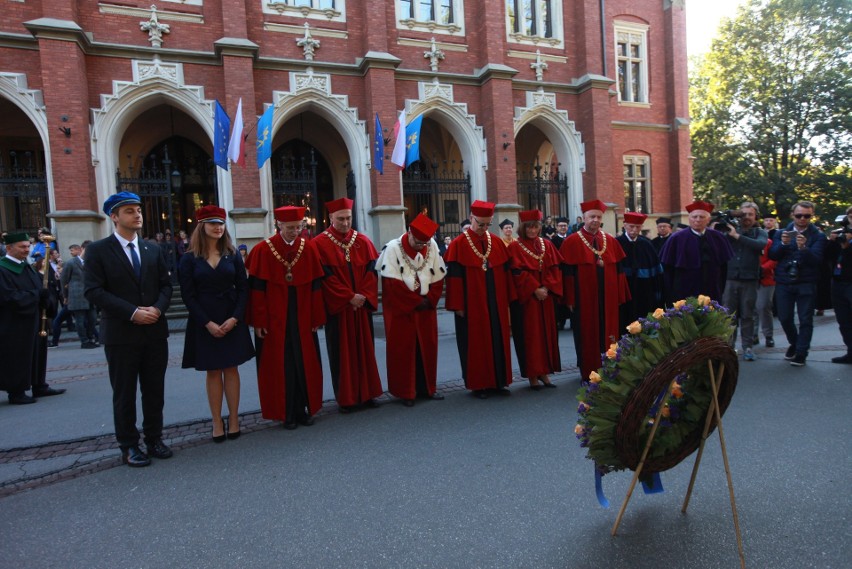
[589,371,602,384]
[697,295,711,306]
[574,424,585,435]
[626,321,642,335]
[606,343,618,359]
[673,300,686,310]
[653,308,665,319]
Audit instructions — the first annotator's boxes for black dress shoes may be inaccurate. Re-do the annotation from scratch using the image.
[403,399,415,407]
[81,341,98,349]
[474,390,488,399]
[299,415,315,426]
[146,439,173,459]
[8,392,36,405]
[33,386,66,397]
[494,387,512,396]
[365,399,380,408]
[429,392,445,400]
[283,421,298,430]
[121,446,151,467]
[831,353,852,364]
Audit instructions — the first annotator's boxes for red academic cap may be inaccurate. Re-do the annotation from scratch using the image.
[685,201,715,214]
[623,212,648,225]
[326,197,354,214]
[195,205,226,223]
[470,200,495,217]
[518,210,543,223]
[409,213,439,241]
[580,199,607,213]
[274,206,306,222]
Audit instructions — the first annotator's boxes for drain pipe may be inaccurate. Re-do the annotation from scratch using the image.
[600,0,608,77]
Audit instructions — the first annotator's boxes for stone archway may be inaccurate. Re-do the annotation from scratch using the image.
[268,71,371,234]
[90,60,227,237]
[514,91,586,218]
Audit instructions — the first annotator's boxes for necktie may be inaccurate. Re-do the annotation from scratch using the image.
[128,242,141,279]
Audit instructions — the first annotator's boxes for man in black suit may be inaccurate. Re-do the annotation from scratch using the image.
[84,192,173,467]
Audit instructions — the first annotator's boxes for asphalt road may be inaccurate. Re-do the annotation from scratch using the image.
[0,315,849,568]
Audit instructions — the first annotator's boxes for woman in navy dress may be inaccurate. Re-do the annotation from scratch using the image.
[179,206,254,442]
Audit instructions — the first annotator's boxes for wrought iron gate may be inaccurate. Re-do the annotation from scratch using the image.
[0,151,49,235]
[402,160,471,238]
[271,149,320,234]
[115,149,176,239]
[516,160,569,220]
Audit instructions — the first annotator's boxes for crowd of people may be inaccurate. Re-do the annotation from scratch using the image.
[1,193,849,468]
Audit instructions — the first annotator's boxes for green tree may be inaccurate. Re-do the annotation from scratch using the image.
[690,0,851,220]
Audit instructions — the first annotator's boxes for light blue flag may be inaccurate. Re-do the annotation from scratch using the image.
[213,100,230,171]
[256,105,275,169]
[404,114,424,167]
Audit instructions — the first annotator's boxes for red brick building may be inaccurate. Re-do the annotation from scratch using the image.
[0,0,691,247]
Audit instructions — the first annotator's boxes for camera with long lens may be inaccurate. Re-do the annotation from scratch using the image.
[712,209,743,232]
[832,214,851,244]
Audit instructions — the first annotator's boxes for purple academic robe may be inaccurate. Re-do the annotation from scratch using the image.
[659,228,733,304]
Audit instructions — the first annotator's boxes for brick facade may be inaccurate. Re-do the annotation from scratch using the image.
[0,1,692,246]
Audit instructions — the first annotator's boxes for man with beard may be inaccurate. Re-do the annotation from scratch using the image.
[721,202,768,362]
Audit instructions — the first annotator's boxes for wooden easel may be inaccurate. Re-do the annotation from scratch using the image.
[610,361,746,569]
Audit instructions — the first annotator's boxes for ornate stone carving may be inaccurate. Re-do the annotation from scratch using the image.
[296,23,321,61]
[292,71,330,94]
[140,5,170,49]
[423,37,445,72]
[530,50,549,82]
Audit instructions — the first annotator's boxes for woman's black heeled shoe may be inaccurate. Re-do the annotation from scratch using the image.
[227,417,241,440]
[212,418,226,443]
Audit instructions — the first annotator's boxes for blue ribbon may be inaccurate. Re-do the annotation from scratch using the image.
[641,472,665,495]
[595,468,610,508]
[595,469,664,509]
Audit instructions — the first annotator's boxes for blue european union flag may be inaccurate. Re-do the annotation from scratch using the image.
[374,113,384,175]
[256,105,275,169]
[405,114,424,167]
[213,100,230,171]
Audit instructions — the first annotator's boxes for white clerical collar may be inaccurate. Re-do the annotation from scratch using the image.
[4,255,23,265]
[114,232,139,249]
[691,229,705,237]
[283,237,296,246]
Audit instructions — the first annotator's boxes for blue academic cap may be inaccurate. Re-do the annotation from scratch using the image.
[103,192,142,215]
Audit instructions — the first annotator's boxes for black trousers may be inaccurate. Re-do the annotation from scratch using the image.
[104,339,168,448]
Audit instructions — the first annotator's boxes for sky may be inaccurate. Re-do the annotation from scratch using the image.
[685,0,745,57]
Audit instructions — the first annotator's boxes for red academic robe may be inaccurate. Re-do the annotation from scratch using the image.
[560,229,631,381]
[314,227,383,406]
[445,229,516,390]
[245,234,325,420]
[508,237,563,378]
[378,235,445,400]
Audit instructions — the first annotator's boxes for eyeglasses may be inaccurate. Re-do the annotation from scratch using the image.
[793,213,812,219]
[472,217,492,228]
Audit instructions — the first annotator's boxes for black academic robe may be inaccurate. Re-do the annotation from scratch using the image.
[0,258,46,394]
[617,234,664,328]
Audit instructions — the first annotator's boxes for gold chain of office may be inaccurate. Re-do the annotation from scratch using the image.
[516,237,546,269]
[265,237,305,282]
[398,237,432,289]
[463,230,493,271]
[322,230,359,263]
[577,230,607,267]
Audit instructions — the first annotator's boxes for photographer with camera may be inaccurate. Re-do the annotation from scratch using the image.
[825,206,852,364]
[721,202,768,361]
[768,201,827,366]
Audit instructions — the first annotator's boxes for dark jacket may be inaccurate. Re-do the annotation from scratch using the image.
[725,226,768,281]
[768,223,827,285]
[84,235,172,345]
[826,240,852,282]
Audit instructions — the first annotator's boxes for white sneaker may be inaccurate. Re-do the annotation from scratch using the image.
[744,348,756,362]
